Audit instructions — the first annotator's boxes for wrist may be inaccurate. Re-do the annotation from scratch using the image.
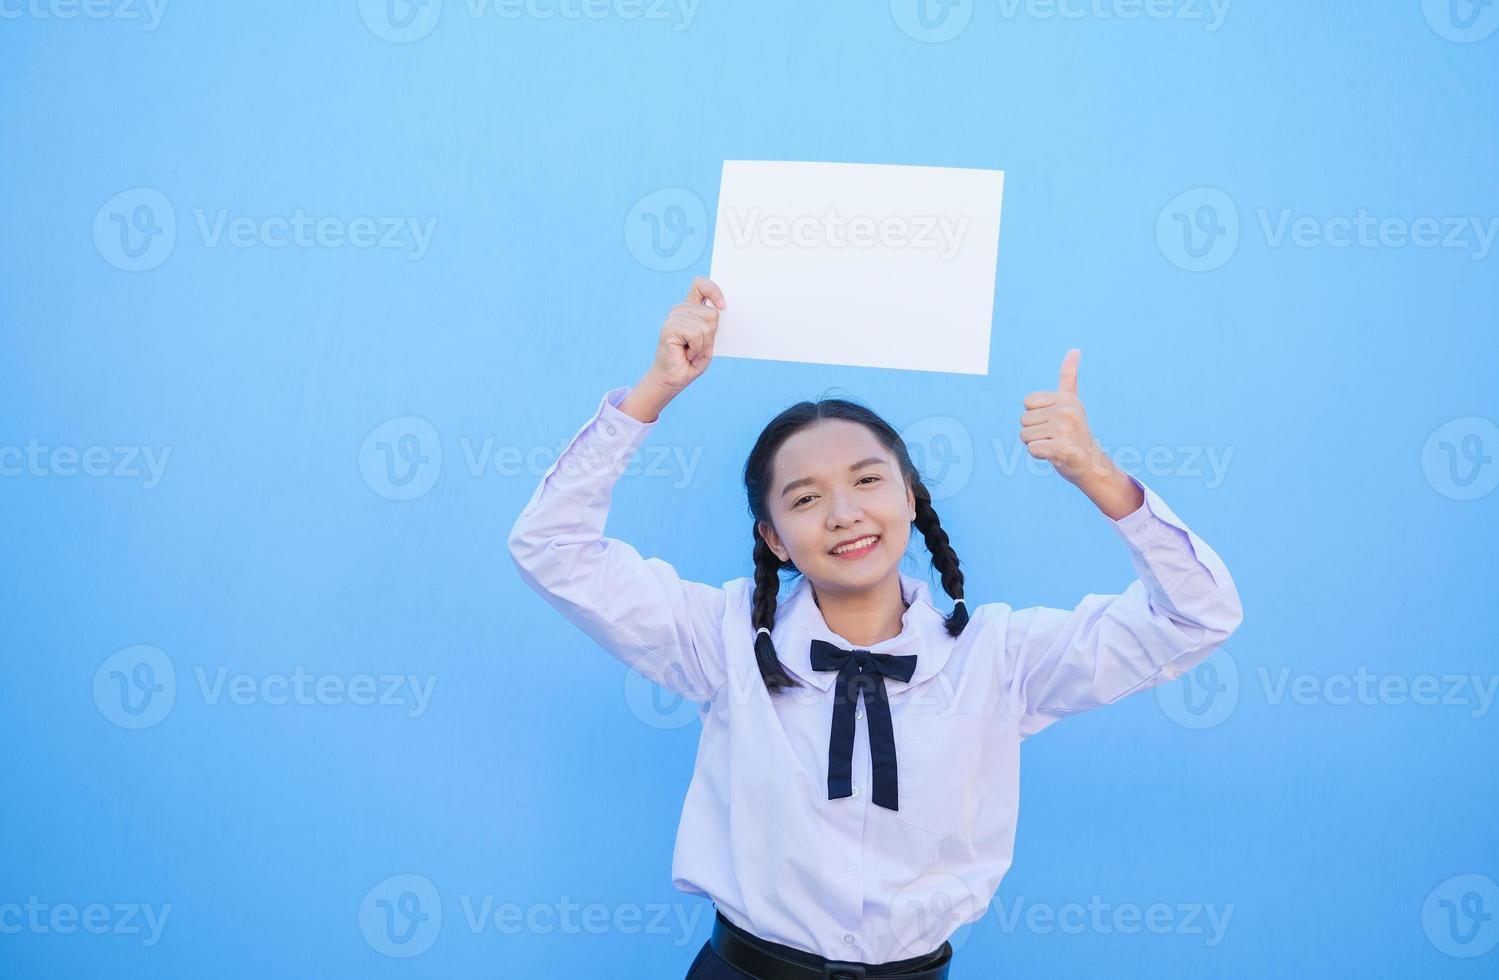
[619,375,676,424]
[1076,459,1143,520]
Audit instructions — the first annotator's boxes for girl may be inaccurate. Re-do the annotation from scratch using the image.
[508,277,1244,979]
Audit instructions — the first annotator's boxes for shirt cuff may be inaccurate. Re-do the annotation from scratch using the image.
[1108,472,1197,553]
[599,385,659,433]
[580,385,656,473]
[520,386,657,516]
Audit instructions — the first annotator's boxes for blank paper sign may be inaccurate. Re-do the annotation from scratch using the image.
[707,160,1004,376]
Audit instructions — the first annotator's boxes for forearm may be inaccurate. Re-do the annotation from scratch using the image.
[1075,455,1145,521]
[618,374,677,424]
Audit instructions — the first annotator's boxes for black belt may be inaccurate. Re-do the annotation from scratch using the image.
[709,909,952,980]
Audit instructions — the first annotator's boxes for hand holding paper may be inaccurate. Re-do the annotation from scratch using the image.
[621,276,726,423]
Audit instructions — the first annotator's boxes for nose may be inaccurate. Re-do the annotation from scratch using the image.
[825,488,865,531]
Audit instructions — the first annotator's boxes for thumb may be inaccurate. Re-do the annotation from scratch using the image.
[1057,348,1081,396]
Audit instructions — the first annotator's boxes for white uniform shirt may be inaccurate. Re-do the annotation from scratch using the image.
[508,385,1244,965]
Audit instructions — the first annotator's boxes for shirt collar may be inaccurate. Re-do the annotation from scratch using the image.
[774,571,952,693]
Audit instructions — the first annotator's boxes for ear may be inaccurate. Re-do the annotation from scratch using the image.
[758,519,789,563]
[906,481,917,522]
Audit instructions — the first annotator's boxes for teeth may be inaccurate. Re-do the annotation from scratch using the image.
[832,536,878,555]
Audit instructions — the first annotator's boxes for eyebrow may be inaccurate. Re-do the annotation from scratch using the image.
[780,457,889,499]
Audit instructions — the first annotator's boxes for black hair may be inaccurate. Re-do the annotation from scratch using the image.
[743,393,971,694]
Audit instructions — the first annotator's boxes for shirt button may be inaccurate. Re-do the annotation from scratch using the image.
[845,862,856,872]
[605,424,617,435]
[843,934,856,945]
[851,783,859,797]
[855,709,863,720]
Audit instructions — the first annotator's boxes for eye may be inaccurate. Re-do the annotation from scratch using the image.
[793,475,880,508]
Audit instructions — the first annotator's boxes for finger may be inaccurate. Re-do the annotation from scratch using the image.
[690,336,715,368]
[687,276,726,309]
[1019,423,1056,443]
[1026,439,1056,460]
[1023,391,1057,410]
[1057,348,1081,396]
[1020,408,1052,427]
[675,303,719,328]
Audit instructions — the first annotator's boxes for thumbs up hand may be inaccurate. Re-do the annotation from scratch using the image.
[1019,348,1112,488]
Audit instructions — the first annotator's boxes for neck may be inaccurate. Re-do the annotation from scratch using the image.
[811,573,910,648]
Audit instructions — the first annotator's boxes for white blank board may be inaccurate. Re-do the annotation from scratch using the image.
[707,160,1004,376]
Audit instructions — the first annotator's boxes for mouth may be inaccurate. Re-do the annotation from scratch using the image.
[829,535,880,560]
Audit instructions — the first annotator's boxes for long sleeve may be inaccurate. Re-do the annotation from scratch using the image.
[507,385,729,704]
[1000,473,1244,739]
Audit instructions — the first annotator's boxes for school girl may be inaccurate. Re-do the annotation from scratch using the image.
[507,277,1244,979]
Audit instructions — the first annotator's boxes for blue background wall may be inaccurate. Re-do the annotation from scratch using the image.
[3,1,1497,976]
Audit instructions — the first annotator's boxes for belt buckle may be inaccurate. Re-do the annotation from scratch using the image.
[821,964,866,980]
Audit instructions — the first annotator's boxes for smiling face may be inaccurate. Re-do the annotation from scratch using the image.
[757,418,917,594]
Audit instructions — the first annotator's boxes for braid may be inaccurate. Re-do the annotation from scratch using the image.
[750,521,804,694]
[910,474,971,637]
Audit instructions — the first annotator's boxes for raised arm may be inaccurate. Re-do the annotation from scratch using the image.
[1004,348,1244,737]
[507,277,732,704]
[1000,474,1243,738]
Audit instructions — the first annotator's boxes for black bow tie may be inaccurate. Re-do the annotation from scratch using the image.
[809,638,918,811]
